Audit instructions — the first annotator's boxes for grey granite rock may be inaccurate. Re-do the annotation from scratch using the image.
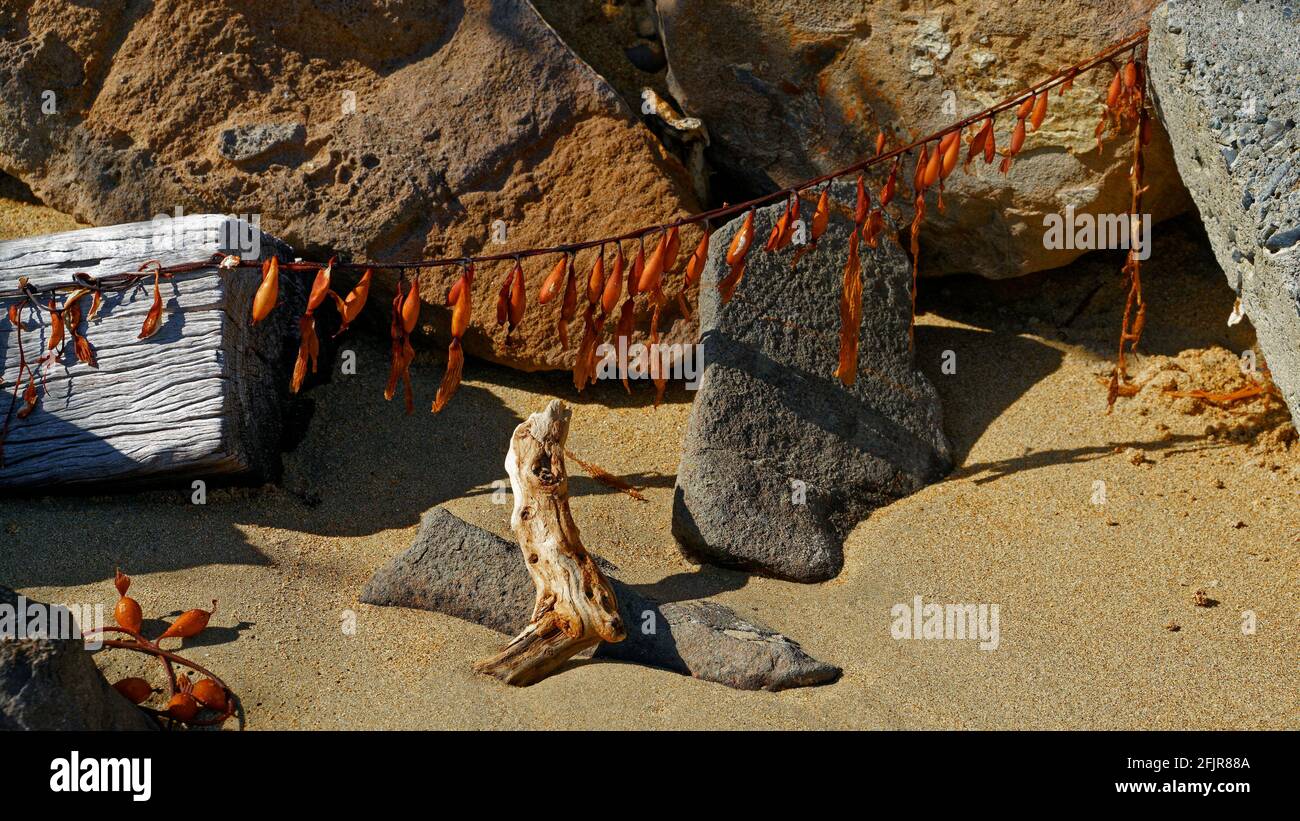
[671,181,952,582]
[361,507,839,691]
[0,586,156,730]
[1148,0,1300,427]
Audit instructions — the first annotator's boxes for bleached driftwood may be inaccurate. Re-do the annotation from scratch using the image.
[0,215,301,491]
[475,400,626,685]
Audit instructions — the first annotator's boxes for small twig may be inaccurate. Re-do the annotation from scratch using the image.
[565,448,647,501]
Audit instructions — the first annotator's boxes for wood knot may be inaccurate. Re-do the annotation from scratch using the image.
[534,449,559,485]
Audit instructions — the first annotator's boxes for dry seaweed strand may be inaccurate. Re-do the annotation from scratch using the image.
[0,30,1153,426]
[83,569,240,729]
[564,447,647,501]
[1107,52,1150,411]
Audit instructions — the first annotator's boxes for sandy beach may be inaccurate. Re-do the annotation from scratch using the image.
[2,184,1294,730]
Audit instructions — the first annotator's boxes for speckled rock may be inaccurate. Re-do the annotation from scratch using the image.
[672,183,952,583]
[655,0,1192,278]
[1147,0,1300,427]
[361,506,840,691]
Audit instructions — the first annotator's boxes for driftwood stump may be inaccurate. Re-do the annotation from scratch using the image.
[0,215,301,490]
[474,400,625,685]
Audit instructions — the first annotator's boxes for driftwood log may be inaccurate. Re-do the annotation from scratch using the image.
[361,505,843,691]
[0,215,301,491]
[475,400,626,685]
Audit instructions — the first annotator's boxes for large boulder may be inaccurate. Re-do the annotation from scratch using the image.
[0,0,698,371]
[654,0,1191,278]
[1147,1,1300,428]
[672,183,951,582]
[0,586,156,730]
[361,506,840,691]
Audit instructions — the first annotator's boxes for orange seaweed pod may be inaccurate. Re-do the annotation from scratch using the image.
[640,232,669,293]
[719,210,755,304]
[1029,91,1049,131]
[764,206,787,253]
[114,595,142,634]
[1106,68,1123,108]
[251,256,279,323]
[940,131,961,178]
[191,678,227,711]
[875,130,887,156]
[538,256,566,304]
[1016,94,1035,120]
[307,258,334,312]
[401,273,421,334]
[68,300,95,367]
[1001,118,1027,174]
[923,140,943,188]
[508,262,527,329]
[165,691,199,722]
[112,678,152,705]
[332,269,371,335]
[777,197,799,248]
[765,197,797,253]
[158,600,217,641]
[47,301,63,350]
[602,245,626,314]
[587,249,606,305]
[450,267,473,339]
[684,230,710,285]
[854,175,870,225]
[725,210,755,267]
[811,187,830,241]
[138,271,163,340]
[912,143,929,193]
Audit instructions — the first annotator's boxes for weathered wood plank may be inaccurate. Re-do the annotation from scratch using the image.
[0,215,303,491]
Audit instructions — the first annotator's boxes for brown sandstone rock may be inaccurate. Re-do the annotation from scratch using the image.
[655,0,1192,278]
[0,0,698,370]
